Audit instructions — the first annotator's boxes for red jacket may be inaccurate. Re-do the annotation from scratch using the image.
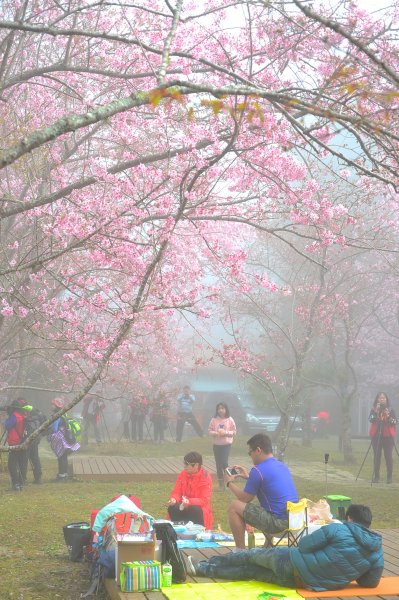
[168,467,213,529]
[5,411,25,446]
[369,408,396,439]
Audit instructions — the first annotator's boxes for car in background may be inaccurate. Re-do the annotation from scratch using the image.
[201,391,281,435]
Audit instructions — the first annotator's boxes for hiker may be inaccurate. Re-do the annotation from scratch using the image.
[166,451,213,529]
[128,394,149,442]
[150,391,169,444]
[187,504,384,592]
[369,392,397,484]
[21,400,47,484]
[48,397,80,482]
[175,385,203,442]
[208,402,236,489]
[4,399,28,491]
[225,433,298,548]
[81,396,105,445]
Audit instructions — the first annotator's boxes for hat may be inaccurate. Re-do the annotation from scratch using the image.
[51,397,64,409]
[22,404,33,412]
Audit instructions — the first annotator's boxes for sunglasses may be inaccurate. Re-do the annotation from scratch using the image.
[184,462,197,467]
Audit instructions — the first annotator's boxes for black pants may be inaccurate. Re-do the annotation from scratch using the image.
[176,412,203,442]
[57,451,69,476]
[168,503,204,526]
[372,435,394,480]
[27,441,42,483]
[153,415,165,442]
[82,414,102,444]
[8,449,28,488]
[130,415,145,441]
[213,444,231,487]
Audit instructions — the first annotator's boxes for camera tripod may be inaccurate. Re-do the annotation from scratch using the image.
[356,427,399,483]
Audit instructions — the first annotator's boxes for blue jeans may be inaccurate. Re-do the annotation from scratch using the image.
[196,547,296,587]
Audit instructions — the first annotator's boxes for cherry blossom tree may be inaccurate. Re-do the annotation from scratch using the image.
[1,0,399,451]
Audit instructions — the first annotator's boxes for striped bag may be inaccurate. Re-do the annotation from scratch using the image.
[120,560,161,592]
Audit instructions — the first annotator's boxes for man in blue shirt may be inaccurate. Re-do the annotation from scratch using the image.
[175,385,203,442]
[225,433,298,548]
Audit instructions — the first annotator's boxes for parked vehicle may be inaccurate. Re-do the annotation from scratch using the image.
[200,392,280,435]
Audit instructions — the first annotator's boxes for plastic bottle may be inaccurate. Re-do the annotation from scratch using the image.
[162,562,173,587]
[247,527,255,549]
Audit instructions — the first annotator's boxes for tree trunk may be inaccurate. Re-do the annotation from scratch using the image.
[340,400,355,463]
[301,401,313,448]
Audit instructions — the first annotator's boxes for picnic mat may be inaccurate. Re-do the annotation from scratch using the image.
[297,576,399,597]
[177,540,220,549]
[164,580,302,600]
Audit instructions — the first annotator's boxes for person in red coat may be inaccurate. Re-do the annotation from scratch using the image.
[167,451,213,529]
[369,392,397,484]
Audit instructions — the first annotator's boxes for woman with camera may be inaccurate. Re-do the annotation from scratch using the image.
[208,402,236,490]
[369,392,397,484]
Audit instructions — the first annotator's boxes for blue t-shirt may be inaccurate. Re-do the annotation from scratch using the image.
[177,393,195,413]
[244,457,298,520]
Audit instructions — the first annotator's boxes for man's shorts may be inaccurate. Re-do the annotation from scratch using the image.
[243,503,288,534]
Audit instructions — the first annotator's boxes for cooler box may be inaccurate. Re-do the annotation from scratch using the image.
[323,495,352,520]
[119,560,161,592]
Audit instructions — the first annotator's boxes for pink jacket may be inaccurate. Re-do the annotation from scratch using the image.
[208,416,236,446]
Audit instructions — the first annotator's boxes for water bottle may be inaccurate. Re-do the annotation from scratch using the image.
[247,527,255,549]
[162,562,173,587]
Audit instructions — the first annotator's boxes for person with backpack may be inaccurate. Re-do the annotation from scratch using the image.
[48,397,80,482]
[166,451,213,529]
[4,399,28,491]
[20,400,47,484]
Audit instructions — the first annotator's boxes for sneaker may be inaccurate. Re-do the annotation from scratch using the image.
[186,555,197,576]
[53,474,68,482]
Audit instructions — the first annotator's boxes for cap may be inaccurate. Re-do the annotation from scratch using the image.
[51,397,64,409]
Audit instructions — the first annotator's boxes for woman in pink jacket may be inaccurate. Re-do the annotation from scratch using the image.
[208,402,236,489]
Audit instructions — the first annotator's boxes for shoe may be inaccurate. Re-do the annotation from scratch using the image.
[387,477,393,484]
[53,474,68,482]
[33,478,42,484]
[372,476,380,483]
[11,484,22,492]
[186,556,197,576]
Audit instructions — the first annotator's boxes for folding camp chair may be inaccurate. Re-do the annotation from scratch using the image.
[273,498,308,547]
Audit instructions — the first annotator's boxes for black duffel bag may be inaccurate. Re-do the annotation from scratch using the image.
[63,522,91,562]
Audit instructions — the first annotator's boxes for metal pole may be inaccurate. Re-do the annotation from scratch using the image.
[324,453,329,496]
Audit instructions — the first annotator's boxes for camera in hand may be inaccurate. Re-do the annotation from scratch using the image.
[225,467,239,476]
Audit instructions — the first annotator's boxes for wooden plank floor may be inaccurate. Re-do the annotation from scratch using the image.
[72,455,221,481]
[104,528,399,600]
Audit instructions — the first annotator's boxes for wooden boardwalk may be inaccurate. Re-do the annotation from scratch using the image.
[71,455,221,481]
[104,528,399,600]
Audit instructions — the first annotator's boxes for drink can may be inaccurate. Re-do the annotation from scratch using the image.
[162,562,172,587]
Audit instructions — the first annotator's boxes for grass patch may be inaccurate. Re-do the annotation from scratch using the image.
[0,434,397,598]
